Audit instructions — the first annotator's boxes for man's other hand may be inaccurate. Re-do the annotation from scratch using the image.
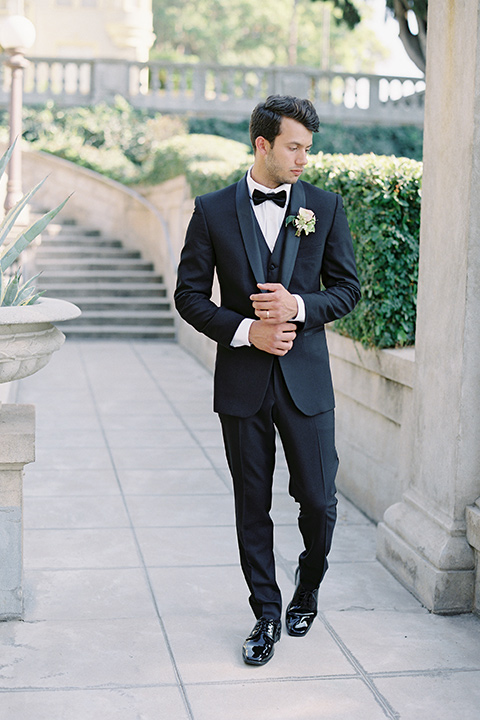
[250,283,298,323]
[248,321,297,356]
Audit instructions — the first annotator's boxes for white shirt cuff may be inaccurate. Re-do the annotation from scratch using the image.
[231,318,255,347]
[292,294,305,322]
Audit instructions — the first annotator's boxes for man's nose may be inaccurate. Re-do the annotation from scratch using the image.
[296,151,308,165]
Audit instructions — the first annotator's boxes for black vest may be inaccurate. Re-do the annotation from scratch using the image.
[252,212,288,283]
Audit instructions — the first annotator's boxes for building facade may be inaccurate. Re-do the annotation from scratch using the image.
[0,0,155,61]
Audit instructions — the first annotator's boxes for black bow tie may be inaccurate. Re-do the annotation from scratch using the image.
[252,189,287,208]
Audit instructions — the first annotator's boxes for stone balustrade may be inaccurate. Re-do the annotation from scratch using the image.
[0,56,425,126]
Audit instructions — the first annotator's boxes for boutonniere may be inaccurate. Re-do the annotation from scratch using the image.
[285,207,316,237]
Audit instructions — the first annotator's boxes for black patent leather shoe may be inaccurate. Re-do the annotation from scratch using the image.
[242,617,281,666]
[285,573,318,637]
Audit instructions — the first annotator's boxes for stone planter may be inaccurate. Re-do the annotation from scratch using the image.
[0,297,81,395]
[0,296,80,619]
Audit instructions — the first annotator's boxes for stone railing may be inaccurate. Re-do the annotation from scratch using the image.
[0,56,425,126]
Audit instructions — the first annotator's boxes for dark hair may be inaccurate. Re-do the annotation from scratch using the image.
[249,95,320,150]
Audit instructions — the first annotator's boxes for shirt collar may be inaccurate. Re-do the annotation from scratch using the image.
[246,167,291,203]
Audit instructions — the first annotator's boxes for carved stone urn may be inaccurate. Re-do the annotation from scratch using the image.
[0,297,81,401]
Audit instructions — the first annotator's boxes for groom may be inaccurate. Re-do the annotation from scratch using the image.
[175,95,360,665]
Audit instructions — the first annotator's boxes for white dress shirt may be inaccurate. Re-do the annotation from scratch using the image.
[231,169,306,347]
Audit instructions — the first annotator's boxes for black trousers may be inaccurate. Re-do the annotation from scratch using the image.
[219,361,338,621]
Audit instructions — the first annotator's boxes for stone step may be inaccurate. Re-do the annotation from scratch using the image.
[71,296,172,311]
[58,324,176,340]
[36,257,154,271]
[40,235,123,247]
[73,310,175,327]
[36,246,141,260]
[40,283,168,298]
[41,223,101,237]
[31,212,176,340]
[39,269,163,284]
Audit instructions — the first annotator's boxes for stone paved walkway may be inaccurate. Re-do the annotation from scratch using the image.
[2,340,480,719]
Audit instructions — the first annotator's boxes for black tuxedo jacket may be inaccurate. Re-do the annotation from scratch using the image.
[175,175,361,418]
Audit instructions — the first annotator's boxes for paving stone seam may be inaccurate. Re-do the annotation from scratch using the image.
[130,343,403,717]
[320,612,401,720]
[130,342,232,494]
[370,667,480,678]
[77,342,196,720]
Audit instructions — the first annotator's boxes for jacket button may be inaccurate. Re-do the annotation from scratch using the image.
[269,263,276,270]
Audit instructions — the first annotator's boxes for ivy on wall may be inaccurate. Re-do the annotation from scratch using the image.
[304,154,421,348]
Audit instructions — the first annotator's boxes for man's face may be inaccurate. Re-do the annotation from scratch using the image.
[262,117,313,188]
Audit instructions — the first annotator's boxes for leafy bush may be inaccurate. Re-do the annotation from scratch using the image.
[141,133,252,195]
[0,98,186,184]
[303,153,422,348]
[188,116,424,161]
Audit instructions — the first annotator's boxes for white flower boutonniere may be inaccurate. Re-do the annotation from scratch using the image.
[285,207,316,237]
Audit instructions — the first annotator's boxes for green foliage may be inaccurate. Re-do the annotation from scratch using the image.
[141,133,252,195]
[0,144,69,306]
[0,98,187,185]
[2,100,422,343]
[188,117,424,160]
[303,153,422,348]
[152,0,388,71]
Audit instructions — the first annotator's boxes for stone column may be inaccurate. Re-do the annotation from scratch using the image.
[377,0,480,613]
[0,405,35,620]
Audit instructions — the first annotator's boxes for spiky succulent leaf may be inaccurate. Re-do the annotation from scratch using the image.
[0,141,16,181]
[20,290,45,306]
[15,281,44,306]
[1,194,71,272]
[1,271,20,305]
[0,177,48,251]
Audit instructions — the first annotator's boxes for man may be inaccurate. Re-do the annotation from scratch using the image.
[175,95,360,666]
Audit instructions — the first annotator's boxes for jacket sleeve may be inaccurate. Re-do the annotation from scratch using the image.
[174,197,245,348]
[301,194,361,331]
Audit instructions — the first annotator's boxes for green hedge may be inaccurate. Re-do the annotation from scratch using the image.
[188,116,423,161]
[303,154,421,348]
[141,133,252,195]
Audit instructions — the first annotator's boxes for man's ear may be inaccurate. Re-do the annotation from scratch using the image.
[255,136,269,156]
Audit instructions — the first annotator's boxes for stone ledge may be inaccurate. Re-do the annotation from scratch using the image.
[0,405,35,466]
[327,329,415,388]
[466,501,480,552]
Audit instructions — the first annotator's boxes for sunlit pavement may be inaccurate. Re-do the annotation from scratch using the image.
[2,339,480,720]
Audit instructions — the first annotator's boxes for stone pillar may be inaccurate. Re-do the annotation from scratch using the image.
[466,499,480,613]
[377,0,480,613]
[0,405,35,620]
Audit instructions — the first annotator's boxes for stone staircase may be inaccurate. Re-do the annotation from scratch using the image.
[33,216,176,340]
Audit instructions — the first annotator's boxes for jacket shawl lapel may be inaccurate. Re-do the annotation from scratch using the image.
[235,176,266,287]
[280,179,306,289]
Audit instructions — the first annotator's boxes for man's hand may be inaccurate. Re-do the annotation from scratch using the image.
[250,283,298,323]
[248,321,297,356]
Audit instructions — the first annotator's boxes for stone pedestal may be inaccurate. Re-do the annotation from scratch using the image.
[0,405,35,620]
[466,499,480,614]
[377,0,480,613]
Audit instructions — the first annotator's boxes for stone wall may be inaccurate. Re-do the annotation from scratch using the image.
[328,332,414,522]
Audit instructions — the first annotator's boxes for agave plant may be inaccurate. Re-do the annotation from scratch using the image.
[0,142,70,307]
